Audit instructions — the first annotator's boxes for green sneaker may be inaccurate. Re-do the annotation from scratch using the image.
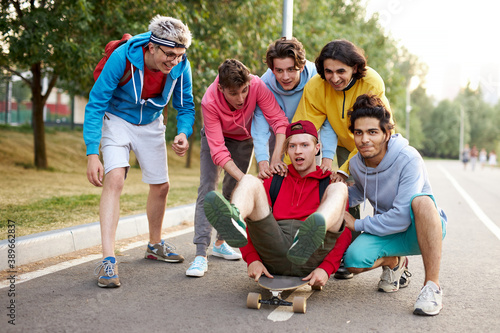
[204,191,248,247]
[287,213,326,265]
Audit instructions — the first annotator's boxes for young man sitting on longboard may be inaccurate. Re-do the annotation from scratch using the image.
[204,121,351,286]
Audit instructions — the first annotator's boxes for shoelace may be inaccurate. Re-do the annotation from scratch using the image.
[417,285,436,301]
[94,259,115,277]
[380,266,395,283]
[161,241,177,253]
[190,257,206,269]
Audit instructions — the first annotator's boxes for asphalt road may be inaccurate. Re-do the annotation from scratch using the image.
[1,160,499,332]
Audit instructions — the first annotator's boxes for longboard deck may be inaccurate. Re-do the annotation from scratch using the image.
[258,275,308,291]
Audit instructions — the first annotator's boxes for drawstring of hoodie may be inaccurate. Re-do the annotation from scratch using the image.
[362,167,378,213]
[131,64,138,104]
[290,177,309,207]
[363,168,368,211]
[180,73,184,106]
[232,112,250,137]
[296,179,307,206]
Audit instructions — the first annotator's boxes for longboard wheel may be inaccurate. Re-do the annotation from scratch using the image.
[311,285,323,291]
[247,292,262,309]
[292,296,306,313]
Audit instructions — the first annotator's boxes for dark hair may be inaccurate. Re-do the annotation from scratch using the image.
[348,94,394,134]
[315,39,367,81]
[265,37,306,70]
[218,59,251,89]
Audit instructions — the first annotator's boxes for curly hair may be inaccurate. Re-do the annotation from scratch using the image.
[315,39,367,81]
[348,94,394,134]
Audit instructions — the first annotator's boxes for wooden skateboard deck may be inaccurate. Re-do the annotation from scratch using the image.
[257,275,308,291]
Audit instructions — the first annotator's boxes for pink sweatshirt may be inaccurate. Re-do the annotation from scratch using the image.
[201,75,289,167]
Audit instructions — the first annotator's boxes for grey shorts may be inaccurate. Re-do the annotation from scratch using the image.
[247,212,344,276]
[101,112,168,184]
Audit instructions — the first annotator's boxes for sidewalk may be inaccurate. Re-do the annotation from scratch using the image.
[0,203,195,271]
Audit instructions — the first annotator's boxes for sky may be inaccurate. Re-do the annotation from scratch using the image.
[364,0,500,104]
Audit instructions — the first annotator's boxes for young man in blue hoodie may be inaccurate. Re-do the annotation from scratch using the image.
[84,16,195,288]
[343,94,447,316]
[251,37,337,179]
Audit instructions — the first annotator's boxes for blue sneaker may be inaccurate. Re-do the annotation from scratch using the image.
[212,242,242,260]
[94,256,121,288]
[204,191,248,247]
[145,240,184,263]
[287,213,326,265]
[186,256,208,277]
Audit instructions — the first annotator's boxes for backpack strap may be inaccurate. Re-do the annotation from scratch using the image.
[269,174,330,208]
[269,175,284,208]
[318,177,330,202]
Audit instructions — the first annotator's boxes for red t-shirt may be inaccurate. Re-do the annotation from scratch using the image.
[141,47,166,100]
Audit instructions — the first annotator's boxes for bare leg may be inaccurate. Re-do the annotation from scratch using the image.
[412,196,442,287]
[99,168,126,258]
[231,175,270,222]
[147,182,170,244]
[316,182,348,233]
[348,256,399,274]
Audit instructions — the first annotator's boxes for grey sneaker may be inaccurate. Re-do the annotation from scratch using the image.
[413,281,443,316]
[378,256,409,292]
[204,191,248,248]
[287,213,326,265]
[94,256,121,288]
[145,240,184,263]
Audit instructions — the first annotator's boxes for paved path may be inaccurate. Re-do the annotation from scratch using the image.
[1,160,499,332]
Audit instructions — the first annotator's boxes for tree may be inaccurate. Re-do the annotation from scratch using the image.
[0,0,181,169]
[420,99,461,158]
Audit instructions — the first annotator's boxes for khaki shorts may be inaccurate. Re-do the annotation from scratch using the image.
[101,112,168,184]
[247,212,345,276]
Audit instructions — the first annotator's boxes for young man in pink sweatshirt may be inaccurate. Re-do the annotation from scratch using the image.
[186,59,289,277]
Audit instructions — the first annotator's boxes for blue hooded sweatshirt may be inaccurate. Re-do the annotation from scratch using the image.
[349,134,447,236]
[251,60,337,163]
[84,31,195,156]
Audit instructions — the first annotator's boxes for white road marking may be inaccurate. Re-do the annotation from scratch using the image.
[267,285,314,322]
[0,227,194,289]
[438,164,500,241]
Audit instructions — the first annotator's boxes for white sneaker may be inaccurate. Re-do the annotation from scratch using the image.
[212,242,242,260]
[186,256,208,277]
[378,256,409,293]
[414,281,443,316]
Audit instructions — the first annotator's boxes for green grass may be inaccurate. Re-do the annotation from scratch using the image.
[0,126,204,238]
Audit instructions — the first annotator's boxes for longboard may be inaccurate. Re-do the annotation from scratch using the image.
[247,275,322,313]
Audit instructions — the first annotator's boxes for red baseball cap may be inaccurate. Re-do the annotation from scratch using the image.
[285,120,318,139]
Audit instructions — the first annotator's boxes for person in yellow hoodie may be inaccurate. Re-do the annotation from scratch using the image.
[292,39,392,183]
[292,39,393,279]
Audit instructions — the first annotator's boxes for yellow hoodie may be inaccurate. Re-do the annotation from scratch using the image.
[292,67,392,176]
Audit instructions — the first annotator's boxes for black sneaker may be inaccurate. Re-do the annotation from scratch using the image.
[334,260,354,279]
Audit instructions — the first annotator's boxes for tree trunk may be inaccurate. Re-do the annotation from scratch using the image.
[31,63,48,169]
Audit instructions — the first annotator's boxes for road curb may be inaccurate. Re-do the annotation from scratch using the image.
[0,203,195,271]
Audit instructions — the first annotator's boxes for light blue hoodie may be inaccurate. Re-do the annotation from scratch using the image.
[84,32,195,156]
[251,60,337,163]
[349,134,447,236]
